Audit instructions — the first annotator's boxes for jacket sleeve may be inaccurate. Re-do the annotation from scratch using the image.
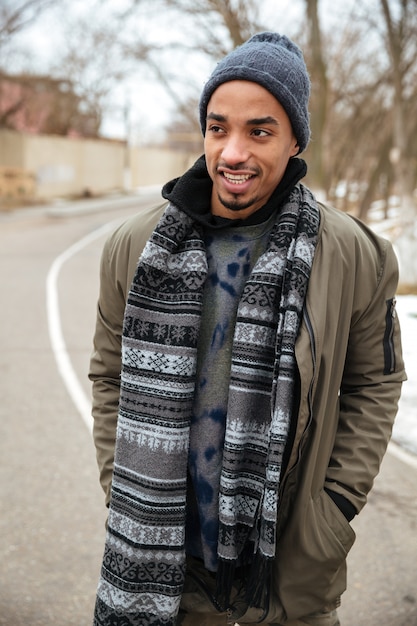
[324,237,406,514]
[89,204,165,505]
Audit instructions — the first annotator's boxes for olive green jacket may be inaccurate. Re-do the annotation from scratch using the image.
[89,199,405,622]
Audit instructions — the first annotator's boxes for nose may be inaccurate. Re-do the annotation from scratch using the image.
[221,133,250,166]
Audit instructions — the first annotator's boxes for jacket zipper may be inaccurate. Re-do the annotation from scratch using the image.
[294,306,317,463]
[383,298,396,375]
[304,306,317,410]
[277,306,316,496]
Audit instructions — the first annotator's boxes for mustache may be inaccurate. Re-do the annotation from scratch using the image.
[217,162,260,174]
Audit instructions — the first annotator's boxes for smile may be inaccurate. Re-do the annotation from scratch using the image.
[222,172,254,185]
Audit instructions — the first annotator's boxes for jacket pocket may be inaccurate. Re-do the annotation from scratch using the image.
[315,489,356,555]
[273,489,356,621]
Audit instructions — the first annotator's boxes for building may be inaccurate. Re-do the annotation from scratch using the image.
[0,72,100,137]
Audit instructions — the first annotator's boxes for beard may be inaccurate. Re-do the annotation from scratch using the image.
[216,190,260,212]
[213,161,262,213]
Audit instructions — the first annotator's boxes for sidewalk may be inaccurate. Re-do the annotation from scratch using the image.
[0,185,163,221]
[338,447,417,625]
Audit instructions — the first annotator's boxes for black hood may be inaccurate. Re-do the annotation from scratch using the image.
[161,155,307,229]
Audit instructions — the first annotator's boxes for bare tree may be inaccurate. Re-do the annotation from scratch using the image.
[110,0,264,135]
[380,0,417,218]
[0,0,56,50]
[303,0,328,197]
[298,1,416,228]
[378,0,417,286]
[121,0,262,51]
[49,10,128,138]
[326,40,394,217]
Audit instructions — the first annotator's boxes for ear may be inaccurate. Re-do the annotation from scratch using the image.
[290,139,300,157]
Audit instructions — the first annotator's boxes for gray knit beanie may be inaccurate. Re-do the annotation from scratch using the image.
[199,32,311,153]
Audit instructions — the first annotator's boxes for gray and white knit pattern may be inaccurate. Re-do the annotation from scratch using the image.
[94,184,320,626]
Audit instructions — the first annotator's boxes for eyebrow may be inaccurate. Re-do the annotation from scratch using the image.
[206,113,279,126]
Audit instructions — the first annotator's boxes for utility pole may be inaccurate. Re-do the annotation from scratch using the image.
[123,95,132,191]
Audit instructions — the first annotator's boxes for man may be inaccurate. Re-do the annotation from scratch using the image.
[90,33,405,626]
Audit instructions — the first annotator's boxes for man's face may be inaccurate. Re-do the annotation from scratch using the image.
[204,80,299,219]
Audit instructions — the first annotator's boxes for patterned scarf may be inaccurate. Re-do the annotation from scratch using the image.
[94,183,320,626]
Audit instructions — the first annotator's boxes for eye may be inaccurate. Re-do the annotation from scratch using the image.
[251,128,270,137]
[207,124,225,134]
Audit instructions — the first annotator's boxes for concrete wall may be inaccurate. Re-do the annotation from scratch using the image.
[131,147,199,188]
[0,166,36,200]
[0,129,25,168]
[0,129,200,200]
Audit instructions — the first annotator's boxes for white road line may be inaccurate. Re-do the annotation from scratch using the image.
[46,220,120,432]
[387,440,417,469]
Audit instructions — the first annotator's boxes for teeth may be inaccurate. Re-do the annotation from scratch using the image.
[223,172,252,184]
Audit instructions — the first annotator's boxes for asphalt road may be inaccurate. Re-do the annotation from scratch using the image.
[0,195,416,626]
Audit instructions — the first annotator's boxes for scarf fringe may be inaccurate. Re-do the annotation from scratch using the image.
[246,552,273,609]
[215,552,272,612]
[215,559,237,610]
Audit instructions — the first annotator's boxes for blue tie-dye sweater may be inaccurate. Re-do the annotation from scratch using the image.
[186,214,277,571]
